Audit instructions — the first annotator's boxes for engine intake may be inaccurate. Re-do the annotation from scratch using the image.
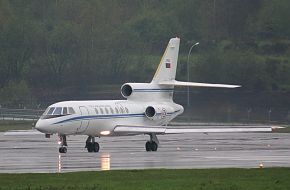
[144,105,175,120]
[121,84,133,97]
[145,106,156,118]
[120,82,173,100]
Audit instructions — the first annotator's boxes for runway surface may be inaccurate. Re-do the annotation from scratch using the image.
[0,131,290,173]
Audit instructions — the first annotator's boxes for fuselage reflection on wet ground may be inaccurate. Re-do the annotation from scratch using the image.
[57,153,110,172]
[0,132,290,173]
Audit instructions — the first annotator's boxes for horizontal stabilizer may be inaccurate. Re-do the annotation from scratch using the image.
[114,125,273,135]
[159,80,241,88]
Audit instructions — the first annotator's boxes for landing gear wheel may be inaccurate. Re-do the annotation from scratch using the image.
[58,134,68,153]
[151,141,158,151]
[86,137,100,153]
[59,147,67,153]
[86,142,100,152]
[145,141,158,152]
[146,141,151,151]
[93,142,100,152]
[87,142,93,152]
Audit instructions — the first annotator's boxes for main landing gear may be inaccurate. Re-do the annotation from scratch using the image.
[145,133,159,152]
[58,134,67,153]
[57,135,99,153]
[85,136,99,152]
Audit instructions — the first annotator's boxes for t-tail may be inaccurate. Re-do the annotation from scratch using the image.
[120,37,240,101]
[152,37,240,88]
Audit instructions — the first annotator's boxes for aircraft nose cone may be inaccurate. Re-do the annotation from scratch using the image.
[35,120,48,133]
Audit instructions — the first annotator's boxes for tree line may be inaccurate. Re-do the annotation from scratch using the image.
[1,0,290,108]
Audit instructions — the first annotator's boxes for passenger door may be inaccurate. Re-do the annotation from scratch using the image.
[77,106,90,133]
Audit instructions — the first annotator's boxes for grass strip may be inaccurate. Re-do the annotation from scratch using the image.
[0,168,290,190]
[0,120,34,132]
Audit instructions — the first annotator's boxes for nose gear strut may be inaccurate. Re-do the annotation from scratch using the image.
[58,134,67,153]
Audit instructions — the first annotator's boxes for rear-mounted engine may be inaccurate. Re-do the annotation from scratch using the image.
[145,105,174,120]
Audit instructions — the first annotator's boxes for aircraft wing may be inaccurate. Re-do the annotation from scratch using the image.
[114,126,166,134]
[114,125,274,134]
[159,80,241,88]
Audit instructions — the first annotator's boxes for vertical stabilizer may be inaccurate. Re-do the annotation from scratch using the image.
[152,38,180,83]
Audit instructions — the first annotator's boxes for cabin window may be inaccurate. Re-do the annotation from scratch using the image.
[115,107,119,114]
[100,108,104,114]
[110,107,114,114]
[105,107,109,114]
[68,107,76,114]
[125,107,129,113]
[120,107,124,114]
[95,108,99,114]
[62,107,68,115]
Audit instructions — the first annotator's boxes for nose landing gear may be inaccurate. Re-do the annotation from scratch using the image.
[85,136,99,152]
[58,134,67,153]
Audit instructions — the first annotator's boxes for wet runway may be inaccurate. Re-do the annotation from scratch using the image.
[0,131,290,173]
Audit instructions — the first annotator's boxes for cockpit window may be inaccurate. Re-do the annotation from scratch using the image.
[42,107,50,115]
[41,106,75,119]
[47,107,55,115]
[53,107,62,115]
[68,107,75,114]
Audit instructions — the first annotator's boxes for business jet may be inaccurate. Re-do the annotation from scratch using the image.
[35,37,272,153]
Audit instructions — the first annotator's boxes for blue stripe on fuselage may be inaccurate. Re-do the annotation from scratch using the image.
[53,113,145,124]
[134,88,174,92]
[53,110,181,125]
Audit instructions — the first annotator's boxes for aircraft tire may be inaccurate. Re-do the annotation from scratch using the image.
[150,142,158,151]
[145,141,158,151]
[93,142,100,152]
[59,147,67,153]
[145,141,151,151]
[87,142,93,152]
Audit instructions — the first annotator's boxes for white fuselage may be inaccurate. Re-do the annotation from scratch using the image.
[35,99,184,136]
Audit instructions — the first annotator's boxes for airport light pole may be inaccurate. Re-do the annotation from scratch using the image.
[187,42,199,107]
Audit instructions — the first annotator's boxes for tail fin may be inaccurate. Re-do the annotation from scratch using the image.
[152,37,240,89]
[152,38,180,83]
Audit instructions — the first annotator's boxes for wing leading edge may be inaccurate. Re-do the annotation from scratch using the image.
[114,125,274,134]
